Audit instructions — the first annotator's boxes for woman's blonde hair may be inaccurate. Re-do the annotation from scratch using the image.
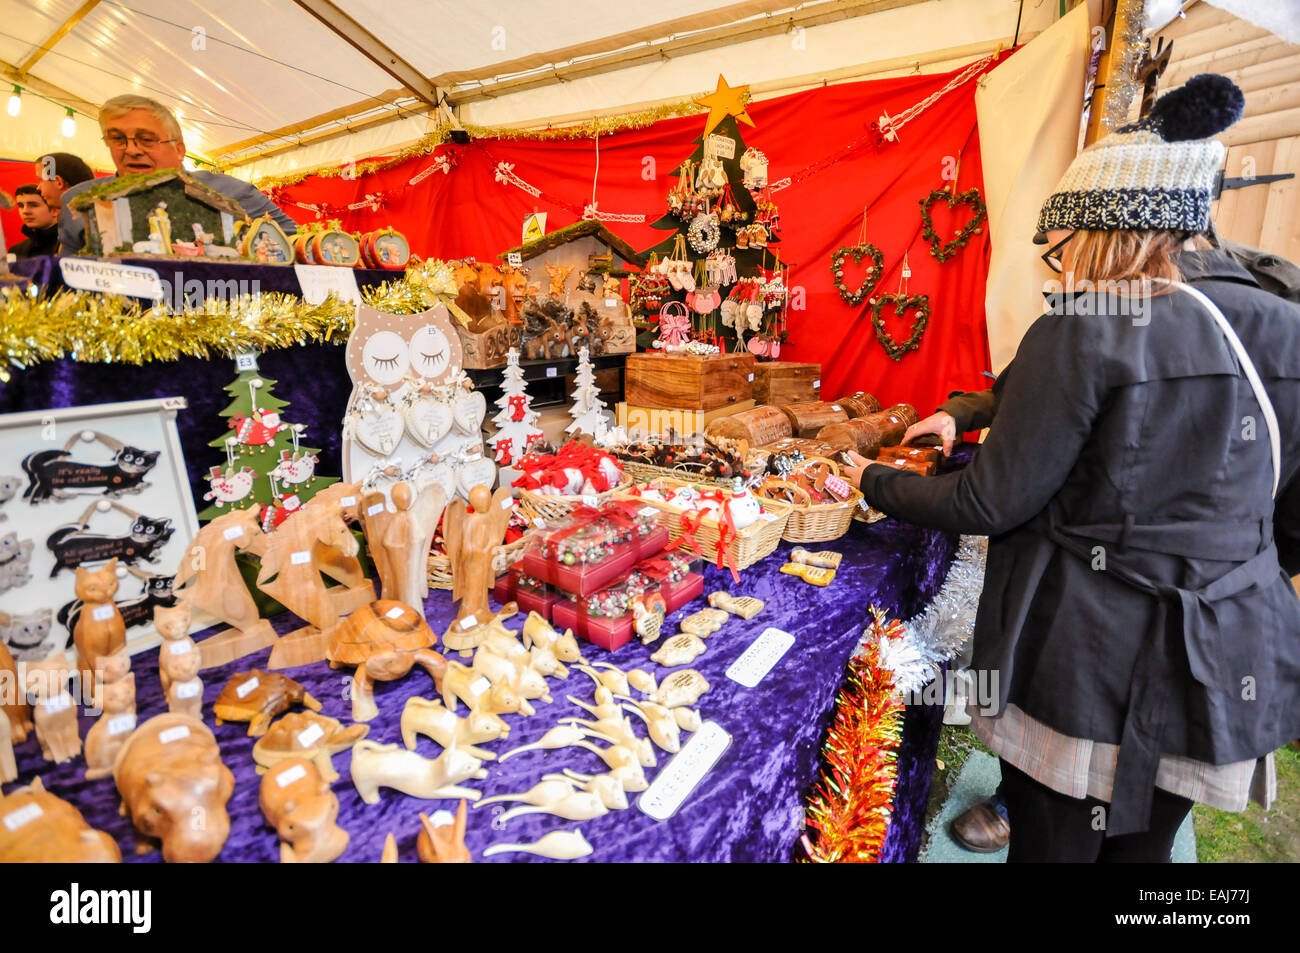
[1068,228,1211,291]
[98,95,183,142]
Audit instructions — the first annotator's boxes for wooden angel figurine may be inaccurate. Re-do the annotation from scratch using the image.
[442,484,514,654]
[359,479,446,621]
[174,504,274,669]
[545,263,573,297]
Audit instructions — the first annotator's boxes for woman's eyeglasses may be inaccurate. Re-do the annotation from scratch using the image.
[102,132,176,150]
[1041,232,1074,274]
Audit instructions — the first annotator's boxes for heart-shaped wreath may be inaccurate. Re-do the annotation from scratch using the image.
[919,188,987,263]
[830,243,885,305]
[870,293,931,361]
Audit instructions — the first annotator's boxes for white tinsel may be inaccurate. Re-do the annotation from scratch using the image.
[866,535,988,695]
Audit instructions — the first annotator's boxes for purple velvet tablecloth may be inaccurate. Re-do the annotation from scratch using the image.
[7,517,958,863]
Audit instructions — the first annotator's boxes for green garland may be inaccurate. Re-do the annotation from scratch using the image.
[830,243,885,305]
[869,293,931,361]
[919,187,986,263]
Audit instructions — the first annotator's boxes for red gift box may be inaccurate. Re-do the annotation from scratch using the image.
[631,524,671,561]
[516,585,556,620]
[492,572,516,606]
[553,597,637,652]
[661,572,704,613]
[521,535,640,597]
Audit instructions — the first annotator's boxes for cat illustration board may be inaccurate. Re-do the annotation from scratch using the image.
[0,608,62,663]
[22,444,159,504]
[46,514,174,577]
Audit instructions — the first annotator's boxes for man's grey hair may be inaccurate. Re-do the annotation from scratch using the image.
[99,94,183,141]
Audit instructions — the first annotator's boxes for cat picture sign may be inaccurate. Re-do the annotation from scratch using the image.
[0,397,198,662]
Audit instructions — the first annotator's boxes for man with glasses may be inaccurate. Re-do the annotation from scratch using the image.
[58,94,297,254]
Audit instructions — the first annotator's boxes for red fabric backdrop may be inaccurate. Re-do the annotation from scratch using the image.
[275,61,1003,411]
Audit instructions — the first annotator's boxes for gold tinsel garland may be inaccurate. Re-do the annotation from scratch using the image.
[802,607,905,863]
[245,95,720,191]
[0,260,465,381]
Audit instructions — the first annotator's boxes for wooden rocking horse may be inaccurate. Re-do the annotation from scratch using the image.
[174,504,277,669]
[304,482,375,611]
[258,494,361,669]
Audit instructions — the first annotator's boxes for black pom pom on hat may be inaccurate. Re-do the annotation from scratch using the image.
[1147,73,1245,141]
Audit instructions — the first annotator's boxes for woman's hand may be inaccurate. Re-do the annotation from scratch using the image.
[841,450,878,490]
[903,412,958,456]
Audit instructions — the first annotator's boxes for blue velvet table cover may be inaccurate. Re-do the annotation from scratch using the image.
[7,519,958,863]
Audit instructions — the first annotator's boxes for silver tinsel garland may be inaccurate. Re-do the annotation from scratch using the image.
[866,535,988,694]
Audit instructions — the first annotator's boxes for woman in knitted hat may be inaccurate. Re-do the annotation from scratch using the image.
[846,75,1300,862]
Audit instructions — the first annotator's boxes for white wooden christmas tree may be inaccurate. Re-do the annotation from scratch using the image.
[490,348,544,466]
[566,346,609,440]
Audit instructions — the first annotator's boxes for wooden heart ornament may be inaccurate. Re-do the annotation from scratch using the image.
[456,455,498,498]
[415,459,457,501]
[919,188,987,263]
[830,243,885,305]
[452,392,486,435]
[869,293,931,362]
[351,402,404,456]
[404,394,454,447]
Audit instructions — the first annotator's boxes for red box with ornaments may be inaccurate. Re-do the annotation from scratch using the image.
[493,569,556,620]
[553,572,704,652]
[518,502,662,597]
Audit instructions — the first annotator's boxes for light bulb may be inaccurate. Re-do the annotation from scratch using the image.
[6,86,19,117]
[61,109,75,137]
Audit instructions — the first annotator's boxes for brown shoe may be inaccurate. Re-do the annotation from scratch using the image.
[951,800,1010,853]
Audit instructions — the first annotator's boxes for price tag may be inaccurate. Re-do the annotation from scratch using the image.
[297,722,325,748]
[581,494,599,508]
[902,263,912,279]
[726,627,795,688]
[605,297,619,308]
[507,252,523,267]
[59,258,164,299]
[168,640,192,655]
[508,641,527,656]
[705,134,737,159]
[340,495,357,507]
[460,614,479,630]
[532,517,546,528]
[236,677,260,699]
[235,351,259,372]
[638,721,731,820]
[813,379,821,389]
[759,511,778,522]
[107,713,136,736]
[45,694,71,712]
[832,405,843,412]
[175,681,201,700]
[546,367,558,378]
[158,725,191,745]
[223,525,245,541]
[92,605,115,622]
[294,263,361,305]
[385,606,406,620]
[469,676,491,697]
[500,496,513,510]
[290,550,311,565]
[276,763,308,788]
[3,803,43,832]
[747,373,754,382]
[429,809,455,828]
[639,506,659,518]
[367,502,386,516]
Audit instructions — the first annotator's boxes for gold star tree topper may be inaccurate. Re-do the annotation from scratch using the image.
[695,75,755,138]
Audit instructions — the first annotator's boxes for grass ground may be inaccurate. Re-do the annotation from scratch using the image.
[922,724,1300,863]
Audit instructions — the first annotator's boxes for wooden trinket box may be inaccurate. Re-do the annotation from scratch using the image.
[624,352,756,411]
[877,445,941,466]
[752,362,821,405]
[777,400,849,438]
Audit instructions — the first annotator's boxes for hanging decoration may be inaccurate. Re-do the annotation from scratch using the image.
[919,187,986,263]
[802,609,904,864]
[830,209,885,306]
[870,252,930,362]
[693,74,756,138]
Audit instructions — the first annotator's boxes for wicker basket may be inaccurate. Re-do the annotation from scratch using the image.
[618,459,735,487]
[616,477,792,571]
[755,455,862,543]
[427,532,532,591]
[516,474,634,526]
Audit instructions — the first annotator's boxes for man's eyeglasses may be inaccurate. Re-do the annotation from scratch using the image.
[102,132,176,150]
[1041,232,1074,274]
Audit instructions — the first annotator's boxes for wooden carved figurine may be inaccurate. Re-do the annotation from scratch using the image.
[545,263,573,297]
[350,739,488,805]
[652,669,711,709]
[252,711,368,782]
[0,778,121,863]
[0,703,13,784]
[790,547,843,569]
[0,640,31,782]
[213,670,322,736]
[521,612,584,677]
[359,479,446,620]
[174,505,275,669]
[440,659,524,717]
[326,600,448,723]
[401,697,509,759]
[442,485,514,654]
[259,757,350,863]
[678,608,729,638]
[72,559,126,701]
[258,494,360,669]
[84,649,136,780]
[113,713,234,863]
[417,800,472,863]
[707,592,765,619]
[306,483,371,597]
[154,602,194,692]
[650,633,708,669]
[483,829,594,860]
[26,657,81,764]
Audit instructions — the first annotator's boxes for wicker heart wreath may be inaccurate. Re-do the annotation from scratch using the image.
[919,188,987,263]
[830,243,885,305]
[870,293,931,361]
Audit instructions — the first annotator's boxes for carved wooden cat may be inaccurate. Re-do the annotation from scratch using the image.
[72,559,126,696]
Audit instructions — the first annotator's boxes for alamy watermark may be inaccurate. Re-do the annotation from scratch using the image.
[1042,277,1154,325]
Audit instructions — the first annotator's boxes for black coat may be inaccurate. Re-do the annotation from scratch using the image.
[861,250,1300,835]
[8,222,59,259]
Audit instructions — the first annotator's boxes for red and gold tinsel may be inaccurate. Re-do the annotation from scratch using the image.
[802,606,906,863]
